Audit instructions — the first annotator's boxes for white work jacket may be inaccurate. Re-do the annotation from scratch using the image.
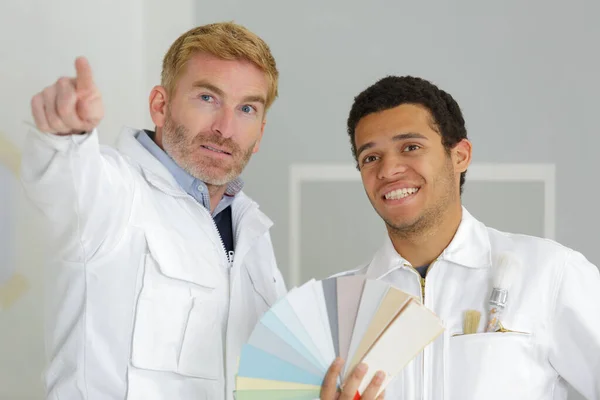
[21,127,287,400]
[340,208,600,400]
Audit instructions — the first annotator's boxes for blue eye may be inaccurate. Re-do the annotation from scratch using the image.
[241,105,255,114]
[200,94,213,102]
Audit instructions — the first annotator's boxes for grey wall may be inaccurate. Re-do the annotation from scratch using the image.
[198,1,599,399]
[197,0,600,279]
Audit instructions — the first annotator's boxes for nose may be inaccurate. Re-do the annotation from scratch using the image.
[377,154,409,181]
[211,107,235,139]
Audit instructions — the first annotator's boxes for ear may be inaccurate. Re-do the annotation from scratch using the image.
[452,138,472,174]
[252,119,267,154]
[149,85,168,128]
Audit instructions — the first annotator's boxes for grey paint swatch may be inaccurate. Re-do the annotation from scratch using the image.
[322,277,339,358]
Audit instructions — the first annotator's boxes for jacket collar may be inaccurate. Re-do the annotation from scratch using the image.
[117,127,246,198]
[136,130,244,199]
[366,207,492,279]
[117,127,186,196]
[116,127,272,226]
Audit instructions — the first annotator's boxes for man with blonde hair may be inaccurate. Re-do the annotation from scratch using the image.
[22,22,286,399]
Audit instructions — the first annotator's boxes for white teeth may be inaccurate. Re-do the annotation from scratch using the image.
[204,145,225,154]
[384,188,419,200]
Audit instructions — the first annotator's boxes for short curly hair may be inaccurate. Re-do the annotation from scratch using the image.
[347,76,468,191]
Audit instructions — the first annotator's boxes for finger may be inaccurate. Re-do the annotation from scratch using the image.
[77,93,104,131]
[31,93,50,132]
[56,77,85,130]
[73,57,104,130]
[359,371,386,400]
[74,56,96,94]
[339,363,368,400]
[42,85,69,134]
[375,389,386,400]
[321,358,344,400]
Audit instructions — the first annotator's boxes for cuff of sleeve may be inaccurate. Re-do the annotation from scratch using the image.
[29,126,98,153]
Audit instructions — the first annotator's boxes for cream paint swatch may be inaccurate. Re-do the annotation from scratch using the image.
[345,286,412,380]
[236,377,321,391]
[357,300,445,396]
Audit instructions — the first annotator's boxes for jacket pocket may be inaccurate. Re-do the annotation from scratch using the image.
[243,238,282,309]
[447,331,534,400]
[130,229,222,381]
[246,264,278,309]
[178,297,221,378]
[144,227,221,289]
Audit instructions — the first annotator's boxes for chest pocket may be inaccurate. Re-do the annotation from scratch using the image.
[130,228,224,380]
[447,326,535,400]
[243,243,281,310]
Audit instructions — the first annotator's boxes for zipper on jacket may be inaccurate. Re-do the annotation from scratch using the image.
[208,199,256,269]
[404,260,437,400]
[210,214,233,269]
[404,260,437,303]
[404,263,426,302]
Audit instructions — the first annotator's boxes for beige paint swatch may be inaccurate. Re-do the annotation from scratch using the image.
[345,286,412,380]
[357,300,445,396]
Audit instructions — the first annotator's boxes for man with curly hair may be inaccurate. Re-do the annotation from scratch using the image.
[320,76,600,400]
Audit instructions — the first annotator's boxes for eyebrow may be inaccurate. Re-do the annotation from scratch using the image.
[356,132,428,158]
[191,81,266,105]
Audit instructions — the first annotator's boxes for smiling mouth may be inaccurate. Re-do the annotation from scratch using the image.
[201,145,232,155]
[383,187,420,200]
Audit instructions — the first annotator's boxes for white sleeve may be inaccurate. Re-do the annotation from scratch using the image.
[20,128,135,263]
[548,249,600,400]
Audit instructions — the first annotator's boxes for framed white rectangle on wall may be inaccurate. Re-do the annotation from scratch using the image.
[289,163,556,287]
